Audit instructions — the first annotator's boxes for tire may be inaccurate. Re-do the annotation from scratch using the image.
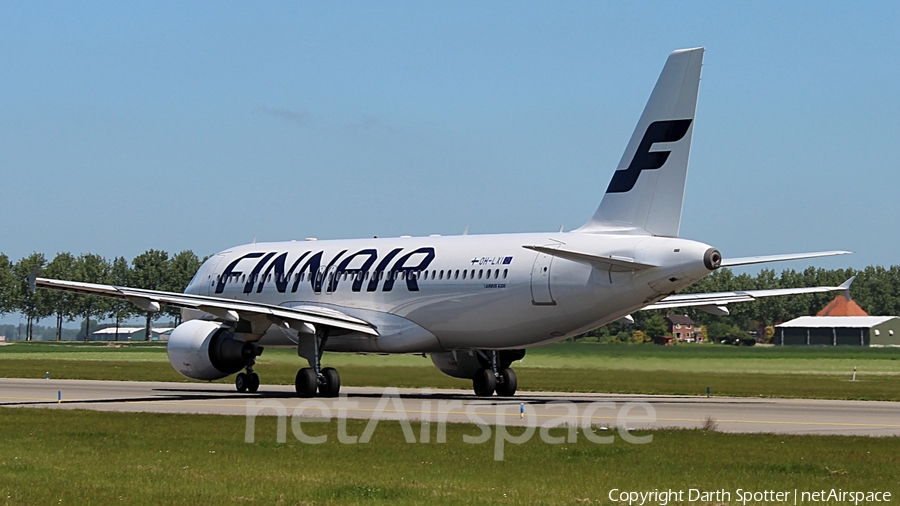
[295,368,317,398]
[496,368,517,397]
[247,372,260,393]
[472,368,497,397]
[235,372,248,393]
[320,367,341,397]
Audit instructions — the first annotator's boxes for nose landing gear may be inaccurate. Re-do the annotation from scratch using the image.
[234,343,263,393]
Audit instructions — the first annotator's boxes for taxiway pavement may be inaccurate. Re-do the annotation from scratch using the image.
[1,378,898,436]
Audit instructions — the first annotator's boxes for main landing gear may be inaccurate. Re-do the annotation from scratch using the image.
[235,367,260,393]
[295,329,341,398]
[473,350,518,397]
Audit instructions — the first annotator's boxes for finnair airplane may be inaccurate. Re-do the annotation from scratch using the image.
[36,48,851,398]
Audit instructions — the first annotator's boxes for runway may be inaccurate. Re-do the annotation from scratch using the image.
[1,378,898,436]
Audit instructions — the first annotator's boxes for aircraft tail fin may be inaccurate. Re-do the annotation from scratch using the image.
[576,47,704,237]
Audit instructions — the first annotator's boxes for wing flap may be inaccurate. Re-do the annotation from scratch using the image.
[35,277,378,336]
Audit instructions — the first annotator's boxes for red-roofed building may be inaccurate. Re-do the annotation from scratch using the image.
[816,296,868,317]
[665,314,696,342]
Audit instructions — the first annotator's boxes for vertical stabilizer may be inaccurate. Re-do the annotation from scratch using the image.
[577,48,704,237]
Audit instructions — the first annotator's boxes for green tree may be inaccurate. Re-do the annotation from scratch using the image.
[166,250,202,325]
[44,252,78,341]
[0,254,16,316]
[107,256,133,341]
[630,329,648,344]
[706,322,753,344]
[12,253,48,340]
[131,250,170,341]
[73,254,111,341]
[642,314,668,340]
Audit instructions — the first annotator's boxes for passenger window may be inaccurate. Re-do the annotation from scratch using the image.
[439,270,444,280]
[503,269,508,279]
[462,270,467,279]
[454,270,459,279]
[478,269,483,279]
[494,269,499,279]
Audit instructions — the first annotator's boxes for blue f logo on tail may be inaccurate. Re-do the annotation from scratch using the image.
[605,119,692,194]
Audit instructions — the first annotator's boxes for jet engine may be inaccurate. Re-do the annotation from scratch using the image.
[430,349,526,379]
[166,320,259,380]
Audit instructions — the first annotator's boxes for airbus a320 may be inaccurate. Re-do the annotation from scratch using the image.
[35,48,852,397]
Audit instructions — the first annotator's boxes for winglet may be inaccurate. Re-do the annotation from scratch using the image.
[839,276,856,300]
[26,267,38,294]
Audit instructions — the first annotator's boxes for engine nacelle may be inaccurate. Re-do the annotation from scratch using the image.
[430,351,483,379]
[166,320,258,380]
[430,349,526,379]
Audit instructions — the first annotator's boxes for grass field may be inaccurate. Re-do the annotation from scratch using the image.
[0,408,898,505]
[2,342,900,400]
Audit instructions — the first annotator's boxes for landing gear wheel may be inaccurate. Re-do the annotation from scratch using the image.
[496,368,517,397]
[247,372,260,393]
[235,372,249,393]
[320,367,341,397]
[295,368,317,398]
[473,368,497,397]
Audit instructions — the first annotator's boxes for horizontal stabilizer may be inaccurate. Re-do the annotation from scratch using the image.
[642,278,855,311]
[523,245,656,272]
[721,250,852,267]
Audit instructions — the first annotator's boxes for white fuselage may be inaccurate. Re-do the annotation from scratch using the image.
[183,232,716,353]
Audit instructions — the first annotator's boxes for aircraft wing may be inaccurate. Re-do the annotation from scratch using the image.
[642,277,855,315]
[33,277,378,336]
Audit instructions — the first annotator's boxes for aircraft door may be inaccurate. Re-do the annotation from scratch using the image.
[325,264,339,295]
[314,266,325,295]
[530,244,558,305]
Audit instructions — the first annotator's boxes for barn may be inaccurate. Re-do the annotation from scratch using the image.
[775,316,900,347]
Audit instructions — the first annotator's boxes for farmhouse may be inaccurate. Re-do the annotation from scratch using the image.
[665,314,696,342]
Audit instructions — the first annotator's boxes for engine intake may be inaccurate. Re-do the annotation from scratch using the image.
[167,320,259,380]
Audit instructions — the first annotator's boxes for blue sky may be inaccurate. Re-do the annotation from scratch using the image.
[2,1,898,276]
